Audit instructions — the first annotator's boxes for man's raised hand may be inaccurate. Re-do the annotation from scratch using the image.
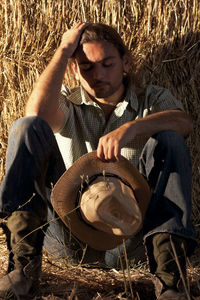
[59,22,89,58]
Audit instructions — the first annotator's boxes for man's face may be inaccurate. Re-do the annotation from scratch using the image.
[72,41,130,101]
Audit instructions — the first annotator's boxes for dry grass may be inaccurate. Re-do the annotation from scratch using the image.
[0,227,154,299]
[0,1,200,299]
[0,227,200,299]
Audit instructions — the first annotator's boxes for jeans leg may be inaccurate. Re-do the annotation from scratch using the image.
[0,116,66,221]
[0,117,106,265]
[104,230,146,268]
[43,201,85,262]
[139,131,196,270]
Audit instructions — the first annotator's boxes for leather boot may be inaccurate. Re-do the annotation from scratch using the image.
[0,211,45,298]
[152,233,190,299]
[0,221,14,273]
[0,255,42,299]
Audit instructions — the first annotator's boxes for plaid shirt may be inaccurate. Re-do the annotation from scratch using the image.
[55,84,184,169]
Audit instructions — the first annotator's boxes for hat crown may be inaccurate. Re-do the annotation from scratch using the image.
[80,177,142,236]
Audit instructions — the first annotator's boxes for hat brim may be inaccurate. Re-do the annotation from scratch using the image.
[51,151,151,250]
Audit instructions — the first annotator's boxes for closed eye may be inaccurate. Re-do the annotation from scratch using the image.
[78,59,115,71]
[103,62,114,68]
[79,63,93,71]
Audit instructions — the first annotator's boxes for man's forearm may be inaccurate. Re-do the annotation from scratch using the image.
[25,23,89,131]
[97,110,193,161]
[129,110,193,138]
[25,48,68,121]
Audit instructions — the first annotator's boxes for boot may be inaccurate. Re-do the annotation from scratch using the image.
[0,221,14,273]
[0,211,45,298]
[152,233,190,300]
[153,276,189,300]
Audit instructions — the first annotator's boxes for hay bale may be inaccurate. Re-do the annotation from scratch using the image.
[0,0,199,229]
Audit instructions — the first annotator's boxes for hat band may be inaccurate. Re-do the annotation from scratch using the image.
[78,172,136,197]
[75,172,137,231]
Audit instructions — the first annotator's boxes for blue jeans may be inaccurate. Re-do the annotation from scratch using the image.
[0,116,196,270]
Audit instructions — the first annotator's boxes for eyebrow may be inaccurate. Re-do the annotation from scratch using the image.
[77,56,116,65]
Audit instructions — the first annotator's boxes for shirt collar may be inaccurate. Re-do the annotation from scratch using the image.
[67,84,139,112]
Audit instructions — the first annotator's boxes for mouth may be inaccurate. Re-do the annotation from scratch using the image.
[93,82,109,88]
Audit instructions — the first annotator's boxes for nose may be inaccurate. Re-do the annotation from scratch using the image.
[92,64,105,81]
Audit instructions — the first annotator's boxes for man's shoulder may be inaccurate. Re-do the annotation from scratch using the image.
[142,84,184,111]
[128,84,165,108]
[128,84,166,100]
[140,84,175,103]
[145,84,168,97]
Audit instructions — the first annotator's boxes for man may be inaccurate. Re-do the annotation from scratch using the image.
[0,23,196,299]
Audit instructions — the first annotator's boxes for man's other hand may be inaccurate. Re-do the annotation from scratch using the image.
[97,123,134,161]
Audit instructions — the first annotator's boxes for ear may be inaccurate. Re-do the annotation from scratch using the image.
[122,54,131,74]
[71,61,80,81]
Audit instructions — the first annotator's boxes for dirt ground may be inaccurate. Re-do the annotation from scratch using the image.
[0,227,200,300]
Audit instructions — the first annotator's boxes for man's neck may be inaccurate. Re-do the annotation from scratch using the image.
[90,85,126,120]
[93,84,125,106]
[96,102,116,121]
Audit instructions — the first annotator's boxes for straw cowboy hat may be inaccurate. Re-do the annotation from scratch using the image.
[51,151,151,251]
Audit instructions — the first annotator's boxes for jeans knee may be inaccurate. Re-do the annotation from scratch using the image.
[153,130,187,151]
[9,116,51,139]
[11,116,42,132]
[139,130,191,176]
[152,131,191,170]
